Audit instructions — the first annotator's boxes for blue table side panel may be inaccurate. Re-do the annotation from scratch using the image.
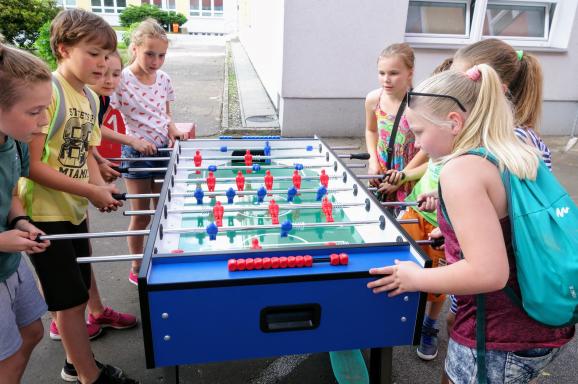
[148,246,413,285]
[148,278,420,367]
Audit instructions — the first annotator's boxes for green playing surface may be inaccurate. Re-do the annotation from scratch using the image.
[177,164,365,252]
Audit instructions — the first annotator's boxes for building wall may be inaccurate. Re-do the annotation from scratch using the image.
[240,0,578,137]
[238,0,284,109]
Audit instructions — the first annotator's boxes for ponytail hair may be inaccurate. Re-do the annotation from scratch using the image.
[411,64,539,180]
[0,43,52,110]
[129,18,168,64]
[453,39,543,131]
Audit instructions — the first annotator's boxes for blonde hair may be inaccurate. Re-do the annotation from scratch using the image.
[454,39,543,131]
[378,43,415,70]
[50,9,117,62]
[129,18,168,64]
[411,64,539,179]
[109,50,124,68]
[0,43,51,110]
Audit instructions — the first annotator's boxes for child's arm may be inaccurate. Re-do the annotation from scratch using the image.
[87,148,122,212]
[28,134,121,211]
[166,102,188,145]
[101,124,156,155]
[0,186,50,254]
[364,91,381,186]
[92,147,121,183]
[368,156,510,296]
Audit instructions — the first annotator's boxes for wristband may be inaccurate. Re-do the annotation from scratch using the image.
[9,215,31,229]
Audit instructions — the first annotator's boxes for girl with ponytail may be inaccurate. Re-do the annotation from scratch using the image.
[367,64,574,384]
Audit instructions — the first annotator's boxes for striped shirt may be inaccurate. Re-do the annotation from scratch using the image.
[514,127,552,170]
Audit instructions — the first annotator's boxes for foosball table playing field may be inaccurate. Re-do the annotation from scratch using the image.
[42,136,431,383]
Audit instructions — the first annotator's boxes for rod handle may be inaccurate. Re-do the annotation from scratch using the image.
[348,153,371,160]
[112,193,127,201]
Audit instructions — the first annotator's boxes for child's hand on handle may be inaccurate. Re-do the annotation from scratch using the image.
[98,158,121,183]
[377,169,405,194]
[367,259,422,297]
[130,137,157,156]
[14,221,51,254]
[416,191,439,212]
[88,184,123,212]
[428,227,445,250]
[368,163,384,187]
[168,123,188,147]
[0,229,50,254]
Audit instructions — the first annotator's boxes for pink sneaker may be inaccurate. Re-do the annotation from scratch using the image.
[87,307,138,330]
[49,320,102,341]
[128,270,138,286]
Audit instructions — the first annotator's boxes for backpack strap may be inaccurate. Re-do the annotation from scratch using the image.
[385,93,409,171]
[15,139,23,173]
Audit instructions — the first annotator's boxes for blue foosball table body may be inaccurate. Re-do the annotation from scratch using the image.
[136,137,430,373]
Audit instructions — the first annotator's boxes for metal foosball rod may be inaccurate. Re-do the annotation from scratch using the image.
[106,153,370,162]
[124,202,369,216]
[38,218,419,242]
[156,144,361,152]
[155,172,366,184]
[114,163,366,174]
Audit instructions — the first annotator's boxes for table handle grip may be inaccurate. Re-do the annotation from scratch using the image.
[260,303,321,333]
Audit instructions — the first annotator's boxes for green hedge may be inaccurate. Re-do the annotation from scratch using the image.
[119,4,187,31]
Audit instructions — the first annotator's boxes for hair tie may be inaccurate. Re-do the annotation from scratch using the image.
[466,66,481,82]
[516,50,524,61]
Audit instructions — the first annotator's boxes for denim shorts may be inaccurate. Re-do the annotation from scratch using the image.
[445,338,561,384]
[121,144,169,179]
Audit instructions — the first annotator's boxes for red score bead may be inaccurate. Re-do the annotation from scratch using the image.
[171,249,184,254]
[287,256,296,267]
[279,257,288,268]
[304,255,313,267]
[271,257,280,269]
[227,259,237,272]
[254,258,263,269]
[339,253,349,265]
[295,255,304,267]
[245,258,254,270]
[236,258,246,271]
[330,253,340,266]
[262,257,271,269]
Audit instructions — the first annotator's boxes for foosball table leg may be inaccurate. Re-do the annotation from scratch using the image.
[369,347,393,384]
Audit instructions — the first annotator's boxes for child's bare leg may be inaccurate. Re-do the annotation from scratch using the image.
[86,269,105,316]
[0,319,44,384]
[125,178,153,274]
[56,305,99,384]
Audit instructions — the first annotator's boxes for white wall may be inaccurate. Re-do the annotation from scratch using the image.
[241,0,578,136]
[238,0,284,109]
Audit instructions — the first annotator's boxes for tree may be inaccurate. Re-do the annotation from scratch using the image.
[0,0,59,49]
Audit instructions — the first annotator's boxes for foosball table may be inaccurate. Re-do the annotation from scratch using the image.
[47,136,431,383]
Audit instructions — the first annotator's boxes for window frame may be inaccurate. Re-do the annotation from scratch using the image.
[404,0,577,51]
[190,0,224,18]
[91,0,126,14]
[405,0,472,40]
[56,0,77,9]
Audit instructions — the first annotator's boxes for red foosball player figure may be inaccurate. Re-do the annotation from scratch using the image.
[244,149,253,174]
[320,169,329,188]
[322,197,334,222]
[251,238,262,250]
[206,171,216,192]
[213,201,224,227]
[194,150,202,174]
[268,199,280,225]
[292,170,302,189]
[264,170,274,190]
[236,171,245,191]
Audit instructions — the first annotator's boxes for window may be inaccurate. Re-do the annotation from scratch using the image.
[404,0,576,49]
[142,0,175,10]
[483,2,550,39]
[190,0,223,17]
[56,0,76,9]
[91,0,126,14]
[406,1,469,36]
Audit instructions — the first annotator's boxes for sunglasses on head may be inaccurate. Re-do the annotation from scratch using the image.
[407,91,467,113]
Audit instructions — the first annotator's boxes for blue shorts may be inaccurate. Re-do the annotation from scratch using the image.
[121,144,169,180]
[445,338,562,384]
[0,257,47,361]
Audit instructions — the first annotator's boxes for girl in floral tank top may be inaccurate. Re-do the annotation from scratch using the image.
[365,43,425,202]
[367,65,573,383]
